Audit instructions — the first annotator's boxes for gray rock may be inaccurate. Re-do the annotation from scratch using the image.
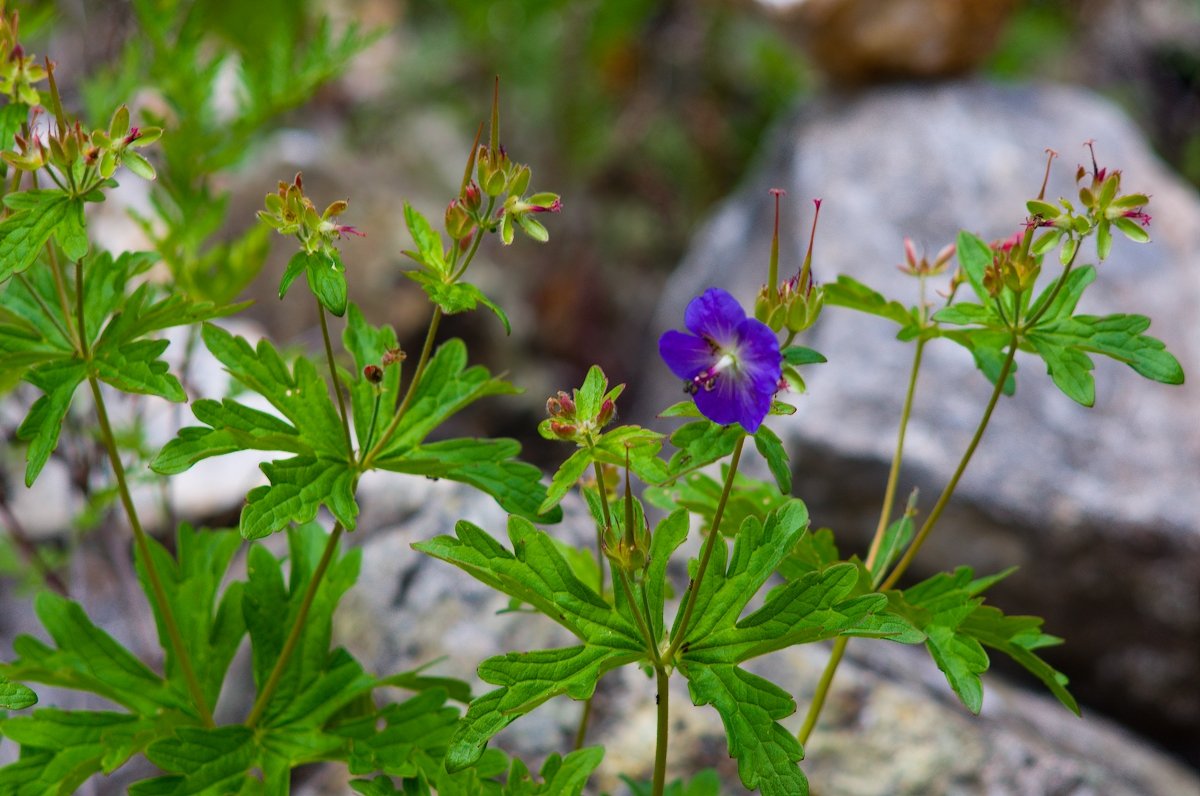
[645,81,1200,764]
[341,480,1200,795]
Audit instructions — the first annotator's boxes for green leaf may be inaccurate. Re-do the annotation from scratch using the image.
[538,447,592,515]
[55,198,90,260]
[134,524,246,710]
[753,424,790,494]
[961,605,1078,715]
[304,249,348,317]
[403,202,446,274]
[502,747,604,795]
[375,437,557,523]
[151,398,307,474]
[1027,335,1095,406]
[405,272,511,333]
[955,230,994,303]
[0,190,71,284]
[94,338,186,401]
[1025,265,1095,323]
[243,524,371,728]
[871,492,917,586]
[16,360,86,486]
[241,455,358,539]
[0,675,36,710]
[684,664,808,795]
[823,274,919,335]
[931,302,997,327]
[663,421,743,481]
[446,646,635,771]
[0,709,157,794]
[645,469,790,538]
[343,303,401,451]
[673,501,809,648]
[200,323,347,455]
[137,726,257,795]
[278,250,309,300]
[1,592,185,716]
[643,510,690,643]
[781,345,826,366]
[375,338,518,459]
[1035,314,1184,387]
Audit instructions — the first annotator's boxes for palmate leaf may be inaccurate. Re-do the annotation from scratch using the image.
[406,272,512,334]
[889,566,1078,716]
[413,517,645,769]
[130,726,258,796]
[669,504,917,794]
[153,323,356,537]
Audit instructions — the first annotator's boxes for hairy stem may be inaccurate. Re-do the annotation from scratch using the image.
[88,374,214,726]
[879,335,1018,591]
[317,300,354,460]
[246,523,345,728]
[590,458,612,595]
[665,435,746,662]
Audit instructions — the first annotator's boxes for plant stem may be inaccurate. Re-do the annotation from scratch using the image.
[664,435,746,663]
[69,254,212,726]
[16,272,73,346]
[46,245,78,352]
[878,335,1018,591]
[864,338,926,573]
[652,665,670,796]
[360,307,443,470]
[317,300,354,460]
[572,696,594,750]
[246,522,345,728]
[87,373,214,726]
[590,459,612,596]
[797,633,847,745]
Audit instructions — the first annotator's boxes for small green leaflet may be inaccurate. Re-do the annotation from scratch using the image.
[888,566,1079,716]
[822,274,921,339]
[413,516,646,770]
[0,675,36,710]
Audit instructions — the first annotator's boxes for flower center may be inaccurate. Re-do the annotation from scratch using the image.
[687,351,737,394]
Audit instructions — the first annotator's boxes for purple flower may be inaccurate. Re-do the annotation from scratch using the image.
[659,288,782,433]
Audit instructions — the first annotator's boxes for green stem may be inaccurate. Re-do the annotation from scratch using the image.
[317,300,354,460]
[246,523,345,728]
[572,696,594,750]
[46,245,79,352]
[797,634,847,745]
[879,334,1018,591]
[1023,252,1079,330]
[360,307,443,470]
[652,665,670,796]
[590,458,612,596]
[16,271,73,346]
[664,435,746,663]
[88,373,214,727]
[864,338,926,573]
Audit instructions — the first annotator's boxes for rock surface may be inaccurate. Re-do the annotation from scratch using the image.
[644,80,1200,765]
[336,479,1200,795]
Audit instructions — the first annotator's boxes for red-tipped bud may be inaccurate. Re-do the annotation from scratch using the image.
[549,421,577,439]
[597,398,616,428]
[556,391,576,416]
[363,365,383,384]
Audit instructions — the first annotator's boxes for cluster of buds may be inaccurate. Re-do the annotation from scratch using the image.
[984,229,1040,296]
[0,10,45,106]
[3,91,161,186]
[543,389,616,442]
[1026,143,1151,264]
[755,192,824,335]
[258,173,363,256]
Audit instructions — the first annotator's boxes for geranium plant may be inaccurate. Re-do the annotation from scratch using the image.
[0,6,1184,795]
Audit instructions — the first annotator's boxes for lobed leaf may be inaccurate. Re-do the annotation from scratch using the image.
[0,190,72,284]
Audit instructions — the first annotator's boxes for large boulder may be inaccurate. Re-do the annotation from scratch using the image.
[644,81,1200,765]
[334,479,1200,795]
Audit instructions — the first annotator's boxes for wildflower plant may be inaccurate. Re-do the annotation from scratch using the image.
[0,7,1186,796]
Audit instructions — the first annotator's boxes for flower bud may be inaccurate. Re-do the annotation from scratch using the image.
[549,421,577,439]
[363,365,383,384]
[445,198,474,240]
[596,398,616,429]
